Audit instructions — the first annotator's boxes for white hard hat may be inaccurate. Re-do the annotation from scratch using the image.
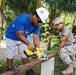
[53,17,63,25]
[36,7,49,23]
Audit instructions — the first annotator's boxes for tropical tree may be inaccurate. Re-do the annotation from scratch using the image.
[4,0,43,26]
[44,0,76,50]
[1,0,76,49]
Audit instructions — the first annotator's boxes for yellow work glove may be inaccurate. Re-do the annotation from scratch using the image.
[27,43,35,51]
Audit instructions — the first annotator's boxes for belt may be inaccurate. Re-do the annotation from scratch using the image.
[65,42,76,46]
[73,42,76,44]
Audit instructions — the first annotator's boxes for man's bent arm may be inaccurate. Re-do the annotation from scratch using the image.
[33,34,40,47]
[16,31,30,45]
[58,35,68,51]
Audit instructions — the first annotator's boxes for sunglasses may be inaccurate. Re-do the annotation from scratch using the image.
[36,14,42,23]
[37,17,42,23]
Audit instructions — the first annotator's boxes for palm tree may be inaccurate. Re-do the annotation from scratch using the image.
[45,0,76,50]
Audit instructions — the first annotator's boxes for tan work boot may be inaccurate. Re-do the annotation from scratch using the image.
[62,64,73,75]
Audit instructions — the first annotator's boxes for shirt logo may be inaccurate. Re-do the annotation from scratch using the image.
[24,31,29,36]
[12,24,15,27]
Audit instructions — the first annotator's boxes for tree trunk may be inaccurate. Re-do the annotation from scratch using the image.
[0,12,2,46]
[47,28,52,50]
[71,16,76,32]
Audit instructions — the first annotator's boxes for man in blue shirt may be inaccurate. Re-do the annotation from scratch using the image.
[6,7,49,74]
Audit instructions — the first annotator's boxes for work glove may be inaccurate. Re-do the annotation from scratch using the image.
[54,50,60,55]
[27,43,35,51]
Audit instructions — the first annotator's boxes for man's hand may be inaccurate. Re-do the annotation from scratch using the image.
[27,43,35,51]
[54,50,60,55]
[54,51,58,53]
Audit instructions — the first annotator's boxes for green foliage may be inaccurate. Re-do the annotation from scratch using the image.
[52,28,58,36]
[3,0,40,29]
[5,0,37,14]
[45,43,59,54]
[42,38,48,43]
[72,26,76,35]
[0,60,7,67]
[40,23,49,37]
[52,37,60,44]
[0,60,23,74]
[54,56,67,75]
[13,59,23,67]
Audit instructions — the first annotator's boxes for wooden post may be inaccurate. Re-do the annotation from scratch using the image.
[0,53,57,75]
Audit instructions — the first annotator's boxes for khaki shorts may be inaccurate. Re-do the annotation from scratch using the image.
[6,38,27,59]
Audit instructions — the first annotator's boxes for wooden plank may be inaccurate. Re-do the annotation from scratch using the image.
[0,53,57,75]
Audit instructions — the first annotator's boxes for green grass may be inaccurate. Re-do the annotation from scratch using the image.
[0,60,23,74]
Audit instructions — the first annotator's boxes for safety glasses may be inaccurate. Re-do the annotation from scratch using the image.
[37,17,42,23]
[36,14,42,23]
[55,23,62,26]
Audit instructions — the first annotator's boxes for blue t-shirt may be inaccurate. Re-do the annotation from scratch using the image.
[6,14,40,40]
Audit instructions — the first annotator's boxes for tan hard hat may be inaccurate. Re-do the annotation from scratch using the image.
[53,17,63,25]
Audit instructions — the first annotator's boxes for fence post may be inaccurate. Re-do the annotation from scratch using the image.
[41,57,55,75]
